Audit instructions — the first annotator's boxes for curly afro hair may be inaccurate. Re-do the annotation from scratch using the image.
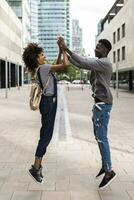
[22,43,43,73]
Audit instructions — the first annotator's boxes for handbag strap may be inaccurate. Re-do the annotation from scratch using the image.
[36,67,51,94]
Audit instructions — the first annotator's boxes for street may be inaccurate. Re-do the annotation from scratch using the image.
[0,85,134,200]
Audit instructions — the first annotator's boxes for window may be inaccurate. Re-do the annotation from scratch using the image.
[117,49,120,62]
[117,28,120,41]
[122,23,125,38]
[122,46,125,60]
[113,32,116,44]
[113,51,116,63]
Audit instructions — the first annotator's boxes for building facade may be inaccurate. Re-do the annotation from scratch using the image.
[6,0,31,47]
[72,19,83,55]
[96,0,134,91]
[6,0,31,84]
[0,0,22,88]
[38,0,70,61]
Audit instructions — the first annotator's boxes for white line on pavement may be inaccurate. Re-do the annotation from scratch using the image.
[53,85,72,141]
[61,85,72,140]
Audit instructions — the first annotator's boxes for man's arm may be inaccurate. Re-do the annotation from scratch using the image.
[70,52,106,71]
[68,51,110,72]
[58,37,109,72]
[68,56,82,68]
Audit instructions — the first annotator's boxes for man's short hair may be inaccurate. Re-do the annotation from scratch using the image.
[99,39,112,52]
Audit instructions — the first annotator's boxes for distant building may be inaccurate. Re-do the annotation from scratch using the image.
[72,19,83,55]
[97,19,103,36]
[38,0,70,61]
[96,0,134,91]
[0,0,22,88]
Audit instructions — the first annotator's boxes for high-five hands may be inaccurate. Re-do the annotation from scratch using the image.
[57,37,67,52]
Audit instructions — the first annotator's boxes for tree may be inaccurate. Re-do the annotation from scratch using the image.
[55,62,81,82]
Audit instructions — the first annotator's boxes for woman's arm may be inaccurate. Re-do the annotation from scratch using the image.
[50,50,69,72]
[56,42,62,64]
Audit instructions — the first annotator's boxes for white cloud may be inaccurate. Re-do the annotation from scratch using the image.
[70,0,116,56]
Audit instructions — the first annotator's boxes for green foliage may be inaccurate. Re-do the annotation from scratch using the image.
[49,59,90,82]
[56,62,81,81]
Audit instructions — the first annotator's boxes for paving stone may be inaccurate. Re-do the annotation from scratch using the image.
[110,181,134,191]
[0,169,11,182]
[28,180,55,191]
[69,174,97,191]
[42,191,70,200]
[71,191,100,200]
[127,191,134,200]
[0,192,13,200]
[55,175,70,191]
[0,182,29,192]
[11,191,41,200]
[99,191,131,200]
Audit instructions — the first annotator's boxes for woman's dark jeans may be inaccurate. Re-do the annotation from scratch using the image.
[35,95,57,159]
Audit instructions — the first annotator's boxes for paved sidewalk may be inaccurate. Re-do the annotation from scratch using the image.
[0,85,134,200]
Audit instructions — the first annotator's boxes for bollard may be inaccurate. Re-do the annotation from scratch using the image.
[17,63,20,90]
[5,57,8,98]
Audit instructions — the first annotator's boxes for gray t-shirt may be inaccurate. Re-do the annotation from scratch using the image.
[69,53,113,104]
[39,64,54,96]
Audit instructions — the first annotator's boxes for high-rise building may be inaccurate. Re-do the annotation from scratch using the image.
[0,0,22,88]
[38,0,70,61]
[72,19,83,55]
[30,0,40,43]
[6,0,31,47]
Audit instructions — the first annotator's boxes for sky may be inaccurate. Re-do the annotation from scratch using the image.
[70,0,116,56]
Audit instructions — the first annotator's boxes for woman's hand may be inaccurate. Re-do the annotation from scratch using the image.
[57,39,63,53]
[57,37,67,51]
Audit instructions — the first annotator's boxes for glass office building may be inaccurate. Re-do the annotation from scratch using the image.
[38,0,70,61]
[30,0,40,43]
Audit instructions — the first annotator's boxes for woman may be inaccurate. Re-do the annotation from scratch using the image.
[22,42,68,183]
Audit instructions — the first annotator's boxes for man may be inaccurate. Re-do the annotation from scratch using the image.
[58,37,116,189]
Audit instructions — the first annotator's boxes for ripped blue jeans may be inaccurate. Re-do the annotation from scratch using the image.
[92,103,112,172]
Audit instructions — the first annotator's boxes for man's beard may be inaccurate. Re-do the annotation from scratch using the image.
[95,50,102,58]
